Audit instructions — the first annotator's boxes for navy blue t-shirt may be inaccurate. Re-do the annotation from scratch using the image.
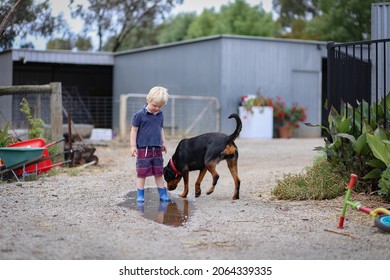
[132,106,164,148]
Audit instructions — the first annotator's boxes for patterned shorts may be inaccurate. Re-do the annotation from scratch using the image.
[136,147,163,178]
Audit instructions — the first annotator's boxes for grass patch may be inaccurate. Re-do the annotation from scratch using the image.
[64,167,82,176]
[272,160,348,200]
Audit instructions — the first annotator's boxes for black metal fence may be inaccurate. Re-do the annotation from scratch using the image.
[327,38,390,132]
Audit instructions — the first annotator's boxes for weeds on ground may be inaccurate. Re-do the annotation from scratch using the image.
[64,167,82,176]
[272,159,348,200]
[46,167,62,177]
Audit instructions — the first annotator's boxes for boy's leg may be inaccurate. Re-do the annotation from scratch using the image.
[155,176,170,202]
[136,177,146,202]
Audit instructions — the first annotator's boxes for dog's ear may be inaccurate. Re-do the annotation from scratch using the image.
[164,165,182,182]
[163,166,174,181]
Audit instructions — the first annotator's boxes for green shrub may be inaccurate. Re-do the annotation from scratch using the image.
[20,98,45,139]
[0,122,13,147]
[305,93,390,199]
[272,160,348,200]
[378,166,390,201]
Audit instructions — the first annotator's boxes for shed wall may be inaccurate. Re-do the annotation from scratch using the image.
[0,51,12,85]
[0,51,13,128]
[113,39,223,131]
[372,2,390,40]
[220,36,325,137]
[113,36,326,137]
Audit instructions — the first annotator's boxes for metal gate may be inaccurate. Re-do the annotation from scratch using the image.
[119,93,220,140]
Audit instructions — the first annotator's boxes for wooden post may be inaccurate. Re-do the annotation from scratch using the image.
[50,82,63,160]
[119,94,128,141]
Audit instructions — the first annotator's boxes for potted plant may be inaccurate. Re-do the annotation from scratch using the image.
[240,94,307,139]
[239,93,274,139]
[274,100,307,138]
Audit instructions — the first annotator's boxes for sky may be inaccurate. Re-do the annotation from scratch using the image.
[30,0,273,50]
[172,0,272,14]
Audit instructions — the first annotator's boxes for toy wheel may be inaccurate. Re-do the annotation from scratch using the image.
[374,214,390,233]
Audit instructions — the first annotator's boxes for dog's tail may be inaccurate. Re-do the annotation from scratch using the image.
[226,113,242,144]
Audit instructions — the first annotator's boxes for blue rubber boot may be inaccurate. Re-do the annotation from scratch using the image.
[136,189,145,203]
[158,187,171,202]
[158,201,169,213]
[137,202,145,213]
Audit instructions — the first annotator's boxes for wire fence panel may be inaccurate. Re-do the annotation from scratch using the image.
[0,83,62,141]
[119,93,220,140]
[62,87,112,128]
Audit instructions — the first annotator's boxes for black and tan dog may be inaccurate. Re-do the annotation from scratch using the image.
[164,113,242,200]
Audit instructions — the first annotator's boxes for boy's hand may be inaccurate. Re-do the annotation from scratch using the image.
[130,146,137,157]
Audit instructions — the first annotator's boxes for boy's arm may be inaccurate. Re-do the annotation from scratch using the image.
[130,126,138,157]
[161,128,167,153]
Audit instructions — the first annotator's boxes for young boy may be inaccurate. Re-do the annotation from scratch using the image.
[130,86,170,203]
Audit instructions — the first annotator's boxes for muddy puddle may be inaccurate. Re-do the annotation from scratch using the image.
[118,187,195,227]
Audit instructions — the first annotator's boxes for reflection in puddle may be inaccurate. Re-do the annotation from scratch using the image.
[118,188,195,227]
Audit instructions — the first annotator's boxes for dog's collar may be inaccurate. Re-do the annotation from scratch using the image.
[170,158,181,177]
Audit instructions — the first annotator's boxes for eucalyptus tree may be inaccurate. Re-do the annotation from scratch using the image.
[0,0,64,50]
[70,0,183,52]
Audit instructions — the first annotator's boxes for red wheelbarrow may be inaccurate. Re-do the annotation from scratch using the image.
[0,138,70,181]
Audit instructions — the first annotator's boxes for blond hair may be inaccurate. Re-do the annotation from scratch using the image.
[146,86,169,105]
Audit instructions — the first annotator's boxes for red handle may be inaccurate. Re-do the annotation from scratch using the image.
[347,174,358,190]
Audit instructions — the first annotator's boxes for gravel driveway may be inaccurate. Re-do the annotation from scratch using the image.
[1,137,390,260]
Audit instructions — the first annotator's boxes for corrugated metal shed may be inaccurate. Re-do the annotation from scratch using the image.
[0,49,114,128]
[6,49,114,66]
[371,3,390,103]
[113,35,327,137]
[372,2,390,40]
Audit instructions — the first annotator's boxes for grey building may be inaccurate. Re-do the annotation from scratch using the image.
[113,35,327,137]
[1,35,328,138]
[0,49,114,128]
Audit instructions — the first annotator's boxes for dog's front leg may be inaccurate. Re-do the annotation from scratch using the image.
[180,172,190,198]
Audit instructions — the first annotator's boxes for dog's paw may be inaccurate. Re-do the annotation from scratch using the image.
[206,186,215,195]
[195,188,201,197]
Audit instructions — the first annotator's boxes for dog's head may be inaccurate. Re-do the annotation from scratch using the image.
[163,163,182,191]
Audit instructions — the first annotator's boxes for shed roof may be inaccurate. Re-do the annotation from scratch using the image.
[1,35,328,64]
[114,34,328,56]
[1,49,114,65]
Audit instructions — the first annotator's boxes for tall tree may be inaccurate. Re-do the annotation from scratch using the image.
[185,8,219,39]
[306,0,382,41]
[0,0,22,40]
[46,38,73,50]
[273,0,382,42]
[70,0,183,52]
[46,35,93,51]
[158,12,196,44]
[0,0,65,50]
[74,35,93,51]
[218,0,279,37]
[272,0,320,28]
[186,0,278,39]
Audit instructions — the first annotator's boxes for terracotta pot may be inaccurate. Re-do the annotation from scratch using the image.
[278,126,293,138]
